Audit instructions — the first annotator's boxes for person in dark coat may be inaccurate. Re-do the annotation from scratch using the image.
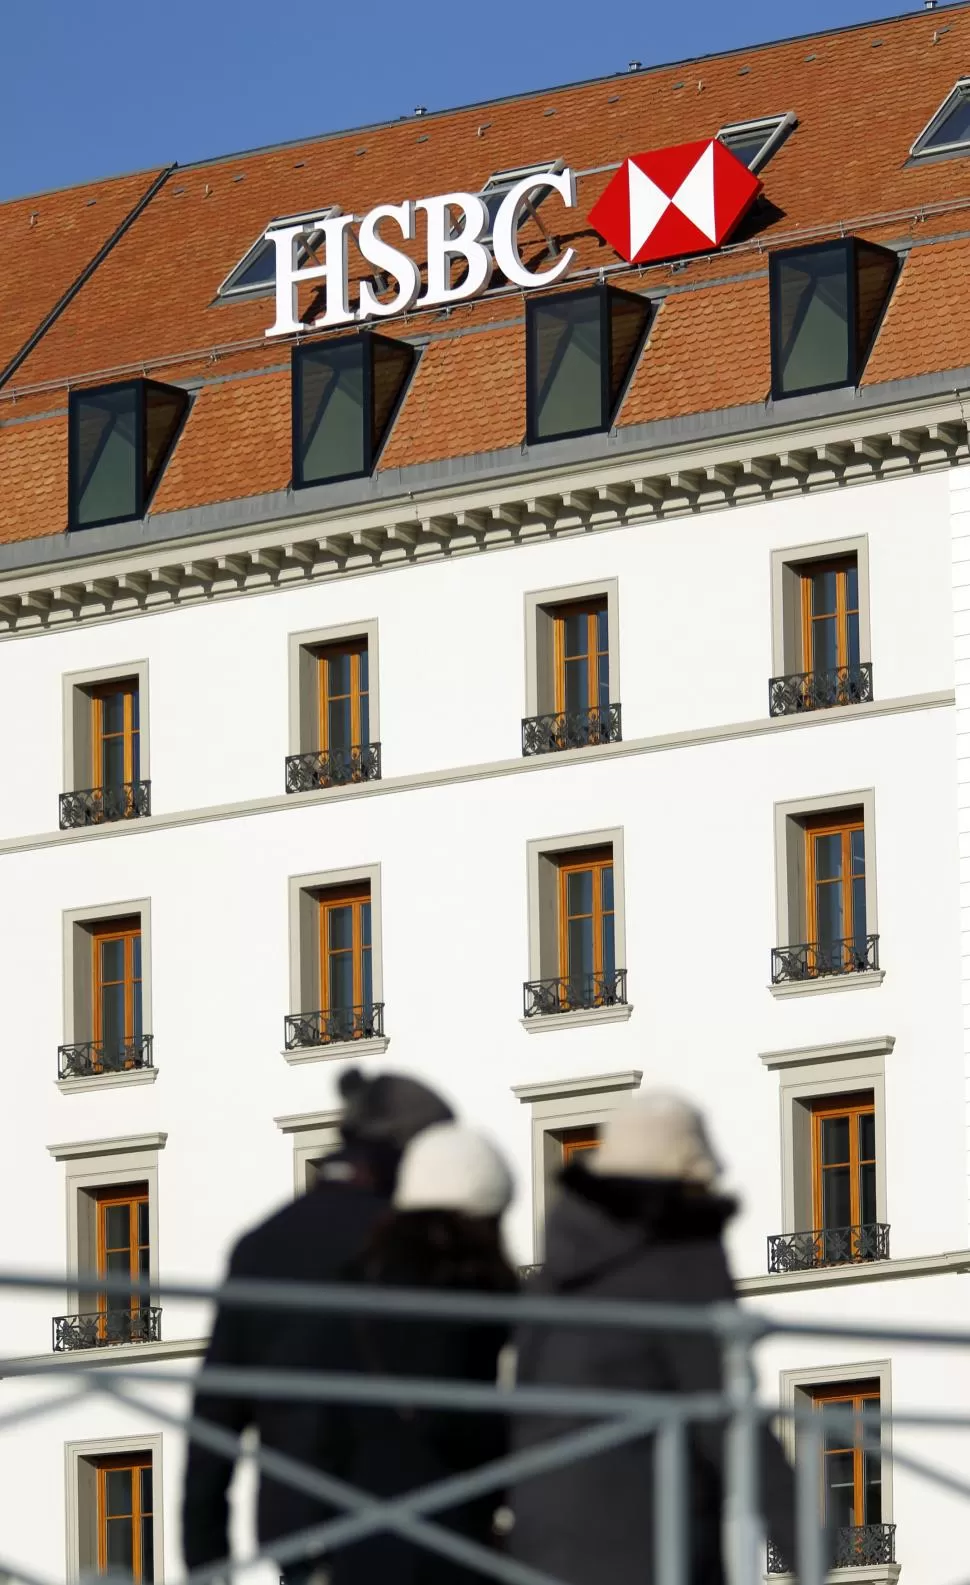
[181,1067,454,1578]
[325,1122,518,1585]
[510,1091,806,1585]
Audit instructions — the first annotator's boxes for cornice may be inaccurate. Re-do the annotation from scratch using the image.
[0,394,964,638]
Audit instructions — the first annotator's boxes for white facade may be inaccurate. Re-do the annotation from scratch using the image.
[0,411,968,1584]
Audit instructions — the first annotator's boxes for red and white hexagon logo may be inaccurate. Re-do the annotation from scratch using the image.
[588,138,762,265]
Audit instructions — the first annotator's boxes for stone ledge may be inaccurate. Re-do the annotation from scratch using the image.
[739,1248,970,1295]
[768,970,885,1000]
[282,1035,390,1066]
[56,1068,158,1096]
[520,1004,634,1035]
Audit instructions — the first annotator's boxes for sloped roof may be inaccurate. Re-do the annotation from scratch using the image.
[2,4,970,545]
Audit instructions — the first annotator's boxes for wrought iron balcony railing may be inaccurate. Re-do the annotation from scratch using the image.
[771,934,879,984]
[284,1003,385,1050]
[768,1223,890,1273]
[768,1523,896,1573]
[523,970,627,1018]
[52,1307,162,1352]
[57,1034,154,1081]
[769,662,873,717]
[521,703,622,756]
[285,743,381,793]
[59,780,151,829]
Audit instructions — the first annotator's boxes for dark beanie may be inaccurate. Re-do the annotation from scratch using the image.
[338,1068,454,1154]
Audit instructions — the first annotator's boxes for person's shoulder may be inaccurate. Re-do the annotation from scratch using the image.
[229,1182,386,1277]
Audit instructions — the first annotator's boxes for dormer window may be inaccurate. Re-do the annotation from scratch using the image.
[526,284,651,446]
[216,207,340,300]
[717,113,796,172]
[479,161,562,243]
[68,380,189,531]
[911,79,970,158]
[292,332,417,488]
[769,238,898,401]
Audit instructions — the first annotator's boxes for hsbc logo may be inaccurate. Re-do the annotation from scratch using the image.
[587,138,762,265]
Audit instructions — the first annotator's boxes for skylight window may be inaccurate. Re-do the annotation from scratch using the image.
[68,380,189,530]
[479,161,563,243]
[717,113,796,172]
[292,332,417,488]
[216,207,340,300]
[911,79,970,158]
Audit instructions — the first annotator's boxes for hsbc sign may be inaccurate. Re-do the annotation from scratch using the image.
[264,140,759,339]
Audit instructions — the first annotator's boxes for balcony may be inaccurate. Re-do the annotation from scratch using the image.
[58,1034,154,1081]
[285,743,381,793]
[522,703,622,756]
[52,1307,162,1352]
[523,970,627,1019]
[768,1524,896,1573]
[768,1223,890,1273]
[284,1003,385,1051]
[771,934,879,984]
[59,780,151,829]
[769,662,873,717]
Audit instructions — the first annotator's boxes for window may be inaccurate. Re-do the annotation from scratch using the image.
[813,1093,878,1241]
[61,674,150,827]
[292,332,416,487]
[717,112,795,171]
[772,798,879,987]
[61,903,154,1086]
[68,380,188,530]
[286,868,386,1057]
[525,843,626,1016]
[275,1109,343,1195]
[560,1125,600,1165]
[769,238,898,400]
[479,160,561,242]
[813,1383,884,1540]
[523,579,621,754]
[216,207,340,299]
[770,538,872,716]
[911,79,970,158]
[91,919,144,1070]
[287,630,379,791]
[526,284,651,445]
[96,1455,155,1582]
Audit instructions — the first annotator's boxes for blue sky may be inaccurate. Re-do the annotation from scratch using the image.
[1,0,923,201]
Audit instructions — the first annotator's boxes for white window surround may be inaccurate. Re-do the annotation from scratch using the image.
[287,619,380,757]
[769,535,871,680]
[760,1036,893,1236]
[771,789,883,1000]
[62,659,150,792]
[910,78,970,159]
[65,1433,164,1585]
[285,863,388,1064]
[772,1361,896,1585]
[512,1069,642,1258]
[523,578,621,721]
[60,898,155,1094]
[275,1108,343,1195]
[524,827,631,1033]
[47,1134,166,1314]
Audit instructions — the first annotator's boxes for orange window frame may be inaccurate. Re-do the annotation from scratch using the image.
[317,640,369,752]
[811,1095,876,1230]
[804,813,865,946]
[91,680,139,788]
[811,1382,881,1528]
[552,599,608,714]
[799,557,859,674]
[95,1185,149,1319]
[96,1453,153,1582]
[92,918,142,1051]
[561,1126,600,1166]
[557,847,614,981]
[318,885,371,1013]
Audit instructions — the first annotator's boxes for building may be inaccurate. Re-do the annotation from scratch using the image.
[2,4,970,1580]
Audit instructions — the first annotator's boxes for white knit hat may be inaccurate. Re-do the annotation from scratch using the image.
[394,1123,514,1217]
[588,1091,722,1186]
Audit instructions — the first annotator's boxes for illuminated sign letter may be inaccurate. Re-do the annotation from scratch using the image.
[417,193,491,308]
[491,169,577,288]
[265,213,357,338]
[357,201,421,321]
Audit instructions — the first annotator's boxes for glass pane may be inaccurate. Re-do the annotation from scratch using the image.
[230,238,275,291]
[132,982,143,1044]
[328,697,353,749]
[105,1468,133,1517]
[820,1399,850,1452]
[601,866,614,913]
[327,652,353,698]
[359,694,370,746]
[138,1201,149,1246]
[299,343,366,483]
[859,1112,876,1160]
[596,607,608,654]
[562,612,588,660]
[103,691,126,735]
[821,1116,850,1165]
[361,902,371,948]
[329,953,355,1011]
[823,1452,856,1529]
[860,1162,877,1225]
[822,1166,852,1229]
[852,876,868,941]
[131,689,140,730]
[846,564,859,610]
[106,1248,131,1277]
[563,657,589,713]
[566,870,593,918]
[100,939,125,983]
[102,735,126,788]
[846,611,861,668]
[814,833,843,883]
[776,247,850,396]
[850,830,865,876]
[140,1466,153,1513]
[106,1518,134,1569]
[815,881,844,947]
[139,1244,150,1276]
[358,647,369,690]
[597,654,610,709]
[532,296,604,440]
[104,1204,131,1250]
[101,983,125,1054]
[811,616,838,673]
[811,570,838,618]
[362,947,373,1010]
[601,911,615,983]
[722,130,767,168]
[74,388,139,527]
[328,905,353,953]
[567,916,594,981]
[926,90,970,148]
[145,386,188,486]
[143,1516,155,1582]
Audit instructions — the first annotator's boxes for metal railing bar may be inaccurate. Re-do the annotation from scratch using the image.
[0,1379,91,1438]
[724,1333,761,1585]
[795,1417,824,1585]
[654,1418,688,1585]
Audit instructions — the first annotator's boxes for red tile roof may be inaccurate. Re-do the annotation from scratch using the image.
[3,6,970,540]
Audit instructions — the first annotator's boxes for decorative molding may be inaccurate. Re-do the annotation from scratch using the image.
[0,398,965,638]
[738,1246,970,1294]
[512,1070,643,1103]
[769,970,886,1000]
[520,1004,634,1034]
[7,1337,205,1374]
[274,1109,343,1134]
[759,1036,895,1070]
[281,1035,389,1066]
[47,1131,168,1161]
[56,1068,159,1095]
